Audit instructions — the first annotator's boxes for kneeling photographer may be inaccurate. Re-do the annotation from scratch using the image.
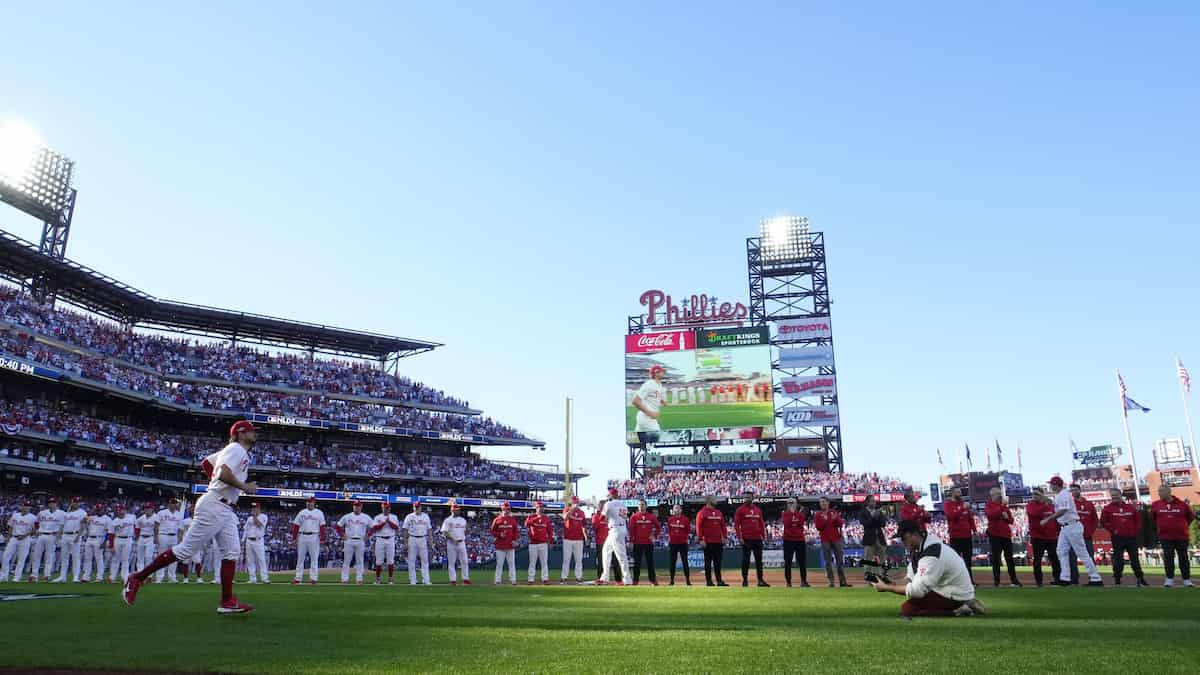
[869,521,986,618]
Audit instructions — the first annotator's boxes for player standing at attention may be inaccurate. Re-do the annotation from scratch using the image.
[1100,488,1147,587]
[107,503,137,584]
[403,501,432,586]
[628,499,660,586]
[734,491,769,587]
[695,496,728,587]
[152,498,183,583]
[291,497,326,585]
[1068,484,1100,585]
[591,500,614,582]
[1041,476,1103,586]
[440,503,471,586]
[243,502,270,584]
[782,498,809,588]
[0,501,36,582]
[338,500,372,585]
[815,497,850,588]
[370,502,399,585]
[525,502,553,585]
[983,488,1021,587]
[134,503,158,575]
[53,497,86,583]
[943,489,976,586]
[899,489,931,529]
[599,488,631,586]
[123,420,259,614]
[560,496,587,584]
[30,496,65,582]
[81,503,112,583]
[1151,484,1196,588]
[491,502,519,585]
[1025,487,1060,587]
[632,365,667,444]
[666,505,691,586]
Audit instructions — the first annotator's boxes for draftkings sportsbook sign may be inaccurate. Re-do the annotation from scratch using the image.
[695,326,769,348]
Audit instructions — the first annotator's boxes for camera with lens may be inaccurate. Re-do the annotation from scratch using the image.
[862,560,892,584]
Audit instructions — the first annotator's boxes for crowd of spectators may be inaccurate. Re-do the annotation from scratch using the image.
[610,469,912,500]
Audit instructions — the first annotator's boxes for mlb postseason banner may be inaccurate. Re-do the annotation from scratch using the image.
[782,405,839,427]
[191,485,564,510]
[779,375,836,398]
[778,345,833,368]
[626,327,774,444]
[772,317,832,340]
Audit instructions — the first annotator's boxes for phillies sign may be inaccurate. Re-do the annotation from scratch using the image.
[640,290,748,327]
[625,330,696,354]
[780,375,837,398]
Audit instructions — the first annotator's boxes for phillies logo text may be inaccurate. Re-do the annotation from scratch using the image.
[640,290,747,326]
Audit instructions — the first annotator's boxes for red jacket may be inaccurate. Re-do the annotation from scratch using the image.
[1075,498,1099,539]
[734,504,765,541]
[1026,500,1060,541]
[944,500,975,539]
[781,510,807,542]
[591,513,608,546]
[695,506,727,544]
[813,510,843,543]
[491,515,518,550]
[1151,497,1195,541]
[562,508,587,541]
[629,511,660,545]
[984,501,1013,538]
[899,502,931,527]
[525,514,553,545]
[1100,501,1141,538]
[666,515,690,545]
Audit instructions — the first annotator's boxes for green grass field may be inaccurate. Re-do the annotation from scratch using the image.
[625,402,774,433]
[2,568,1198,674]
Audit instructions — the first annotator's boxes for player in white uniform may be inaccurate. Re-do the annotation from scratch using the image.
[440,503,471,585]
[338,500,373,584]
[123,420,259,614]
[30,497,66,582]
[178,513,201,583]
[402,501,432,586]
[1043,476,1103,586]
[81,504,112,583]
[0,501,37,582]
[292,497,326,584]
[631,365,667,444]
[107,504,137,583]
[153,498,183,583]
[600,487,632,585]
[243,502,270,584]
[135,503,158,573]
[370,502,400,585]
[53,497,87,583]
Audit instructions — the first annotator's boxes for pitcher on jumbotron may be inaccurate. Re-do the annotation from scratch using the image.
[631,365,666,444]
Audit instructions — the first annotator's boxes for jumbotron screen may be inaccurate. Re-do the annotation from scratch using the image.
[625,327,775,445]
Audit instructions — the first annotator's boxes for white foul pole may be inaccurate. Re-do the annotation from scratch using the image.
[1177,356,1200,472]
[1117,369,1143,502]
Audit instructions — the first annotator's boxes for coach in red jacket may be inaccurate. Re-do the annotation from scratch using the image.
[734,491,769,587]
[1068,484,1100,584]
[899,489,932,528]
[814,497,849,587]
[782,498,809,588]
[1100,488,1146,587]
[695,496,729,587]
[1151,485,1196,587]
[983,488,1020,587]
[665,505,691,586]
[628,500,660,585]
[1025,488,1061,587]
[943,489,976,585]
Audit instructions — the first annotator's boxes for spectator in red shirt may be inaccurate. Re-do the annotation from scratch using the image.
[665,505,691,586]
[490,502,518,586]
[781,498,809,588]
[591,501,613,582]
[899,489,931,528]
[734,491,769,587]
[983,487,1020,587]
[1025,488,1061,587]
[561,497,587,584]
[1150,485,1196,587]
[628,499,660,585]
[814,497,849,588]
[695,496,728,587]
[1067,484,1100,584]
[524,503,553,585]
[943,488,977,585]
[1100,488,1146,587]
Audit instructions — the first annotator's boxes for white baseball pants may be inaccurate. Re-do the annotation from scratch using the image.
[245,540,269,582]
[295,534,321,582]
[56,536,82,582]
[342,539,365,582]
[136,536,157,570]
[495,549,516,583]
[601,528,631,583]
[561,539,584,580]
[155,534,179,582]
[0,536,31,581]
[1057,522,1101,582]
[407,536,430,584]
[30,534,58,579]
[82,536,106,581]
[374,536,395,565]
[446,539,469,582]
[527,542,549,582]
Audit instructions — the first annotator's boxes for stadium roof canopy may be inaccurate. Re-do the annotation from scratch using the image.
[0,229,440,360]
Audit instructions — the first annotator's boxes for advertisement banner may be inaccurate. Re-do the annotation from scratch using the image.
[778,346,833,368]
[777,437,826,456]
[624,330,696,354]
[780,375,836,398]
[647,450,771,467]
[1073,444,1121,467]
[1153,438,1190,468]
[782,406,839,427]
[1160,469,1194,487]
[695,326,769,348]
[773,317,832,340]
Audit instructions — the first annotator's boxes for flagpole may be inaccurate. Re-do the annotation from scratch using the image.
[1118,369,1143,502]
[564,397,573,501]
[1178,356,1200,472]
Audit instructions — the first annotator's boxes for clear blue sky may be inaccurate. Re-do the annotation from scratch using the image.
[3,3,1198,498]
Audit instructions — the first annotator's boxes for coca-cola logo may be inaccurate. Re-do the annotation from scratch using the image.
[636,333,677,348]
[625,330,696,354]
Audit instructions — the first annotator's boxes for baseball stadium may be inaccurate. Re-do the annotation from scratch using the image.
[3,5,1200,675]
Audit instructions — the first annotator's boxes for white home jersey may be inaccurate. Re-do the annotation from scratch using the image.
[338,512,372,538]
[155,509,182,535]
[109,514,137,537]
[37,509,66,534]
[206,442,251,503]
[86,514,112,537]
[244,513,268,539]
[634,379,665,432]
[293,508,325,534]
[441,515,468,542]
[63,508,87,534]
[1053,490,1080,526]
[402,512,431,536]
[8,512,36,536]
[372,513,399,534]
[136,514,157,535]
[604,500,628,529]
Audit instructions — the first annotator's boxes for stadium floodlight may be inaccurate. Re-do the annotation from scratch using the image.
[759,215,811,262]
[0,120,76,223]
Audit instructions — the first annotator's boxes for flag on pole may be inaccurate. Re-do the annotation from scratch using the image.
[995,439,1003,466]
[1017,445,1023,470]
[986,444,992,471]
[965,442,973,468]
[1118,372,1151,413]
[1178,356,1191,393]
[936,448,944,467]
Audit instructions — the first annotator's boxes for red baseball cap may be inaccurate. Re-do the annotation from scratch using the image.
[570,496,580,504]
[115,503,125,510]
[352,500,362,506]
[71,496,81,503]
[534,501,545,509]
[608,487,619,495]
[500,501,511,510]
[48,496,58,503]
[21,500,32,507]
[450,503,461,511]
[1049,476,1065,487]
[229,420,257,438]
[306,496,317,503]
[649,365,665,376]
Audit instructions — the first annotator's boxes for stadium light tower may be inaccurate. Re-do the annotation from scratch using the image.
[0,120,78,303]
[759,216,812,262]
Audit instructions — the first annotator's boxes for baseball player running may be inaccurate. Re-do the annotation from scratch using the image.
[243,502,270,584]
[370,502,400,584]
[53,497,87,583]
[81,503,112,583]
[122,420,259,614]
[441,503,471,585]
[30,497,66,582]
[338,500,373,584]
[561,496,587,584]
[491,502,519,585]
[0,500,36,582]
[599,488,631,585]
[108,504,137,583]
[292,497,326,585]
[632,365,667,444]
[403,501,432,585]
[153,498,183,583]
[134,504,158,574]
